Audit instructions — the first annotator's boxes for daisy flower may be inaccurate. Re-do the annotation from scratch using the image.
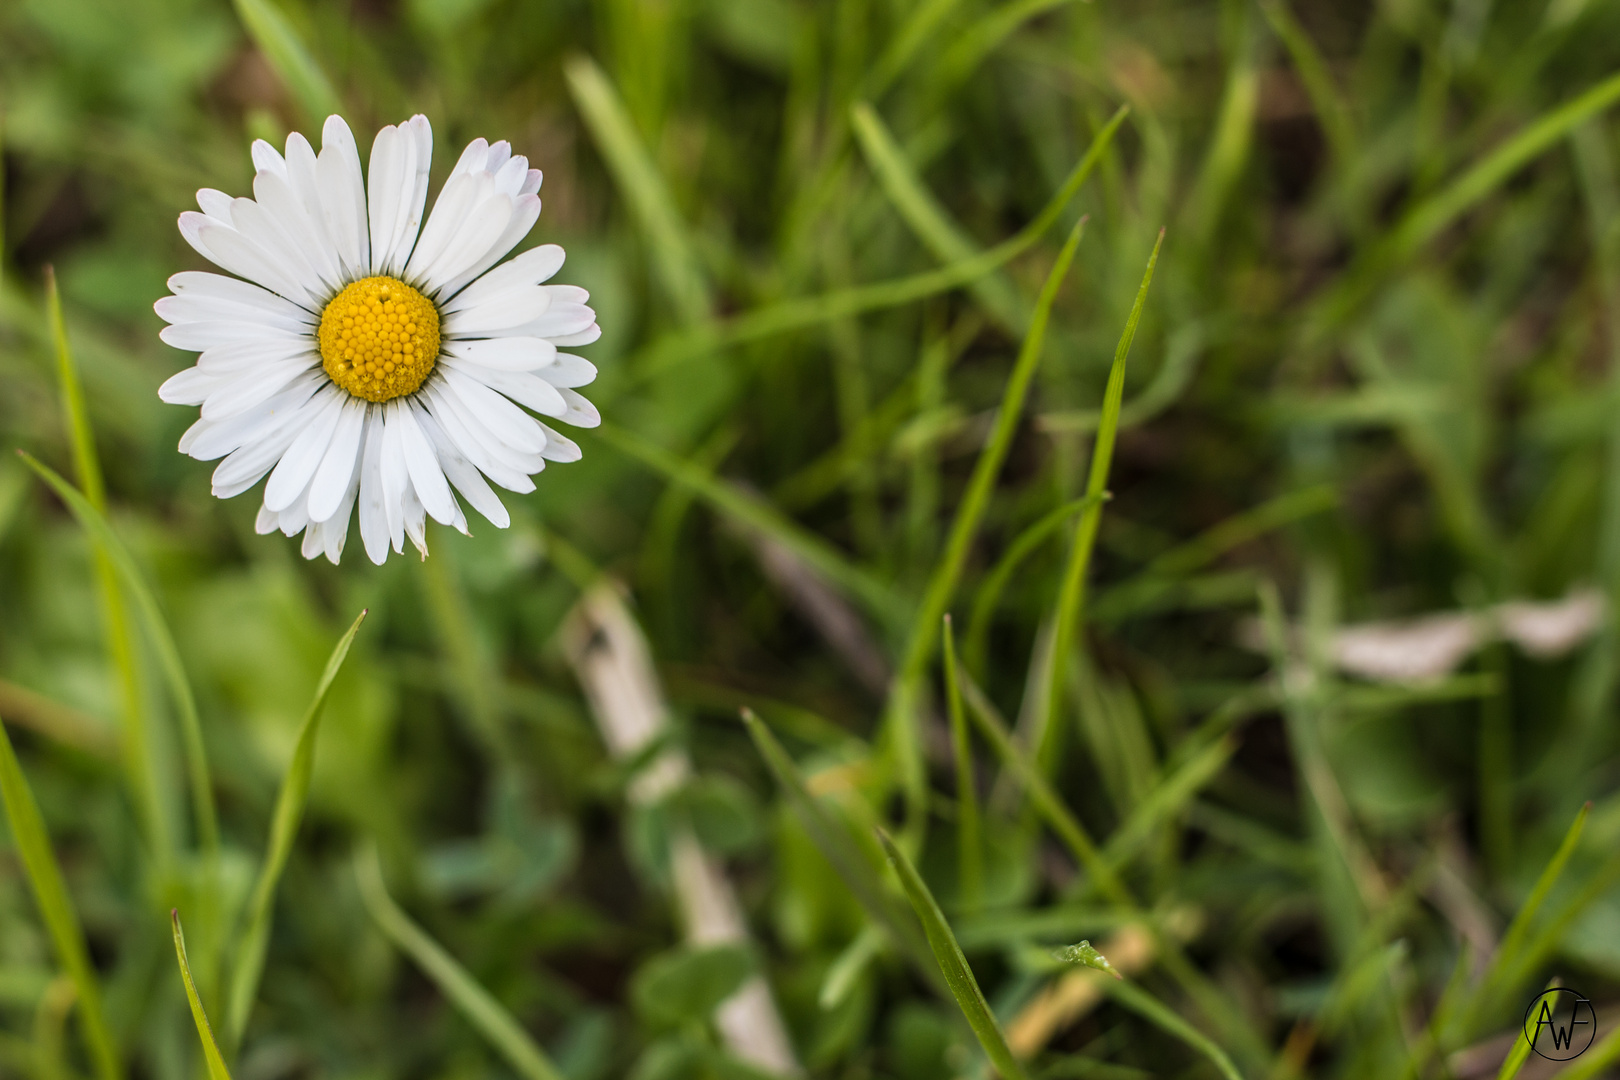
[156,114,600,565]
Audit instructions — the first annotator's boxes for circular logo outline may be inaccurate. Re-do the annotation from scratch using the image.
[1522,988,1597,1061]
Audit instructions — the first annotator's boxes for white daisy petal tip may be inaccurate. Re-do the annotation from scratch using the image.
[158,114,599,565]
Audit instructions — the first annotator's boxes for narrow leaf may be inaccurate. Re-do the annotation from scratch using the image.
[942,616,982,911]
[20,452,218,854]
[229,0,341,125]
[226,610,368,1050]
[875,828,1029,1080]
[171,911,232,1080]
[354,845,565,1080]
[0,717,122,1080]
[1103,977,1245,1080]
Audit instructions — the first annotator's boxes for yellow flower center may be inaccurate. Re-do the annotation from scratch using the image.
[317,276,440,402]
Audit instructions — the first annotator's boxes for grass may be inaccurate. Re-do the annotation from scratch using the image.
[2,1,1620,1078]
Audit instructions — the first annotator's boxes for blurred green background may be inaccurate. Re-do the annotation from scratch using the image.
[4,0,1620,1077]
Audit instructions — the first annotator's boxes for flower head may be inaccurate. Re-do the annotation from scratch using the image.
[157,115,600,564]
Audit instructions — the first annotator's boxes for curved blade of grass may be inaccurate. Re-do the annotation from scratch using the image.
[20,452,218,855]
[886,213,1090,831]
[44,268,169,866]
[565,55,711,323]
[875,828,1029,1080]
[963,497,1102,678]
[229,0,341,125]
[171,912,232,1080]
[941,616,982,911]
[225,610,368,1052]
[354,844,564,1080]
[1102,977,1244,1080]
[595,424,904,625]
[1459,802,1592,1038]
[0,716,122,1080]
[738,709,942,990]
[852,102,1025,333]
[637,106,1125,375]
[1041,230,1164,763]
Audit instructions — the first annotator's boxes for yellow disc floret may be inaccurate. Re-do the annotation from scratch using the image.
[318,276,440,402]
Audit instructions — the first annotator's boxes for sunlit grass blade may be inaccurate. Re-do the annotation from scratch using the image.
[852,102,1025,333]
[1495,1030,1533,1080]
[637,107,1126,375]
[564,55,711,324]
[963,494,1104,677]
[738,709,942,988]
[941,616,982,911]
[1101,978,1244,1080]
[229,0,341,125]
[950,667,1124,905]
[0,716,122,1080]
[886,213,1089,830]
[20,452,218,854]
[1459,802,1592,1038]
[1041,229,1164,761]
[1187,30,1258,244]
[44,268,169,866]
[875,828,1029,1080]
[225,610,367,1052]
[172,911,232,1080]
[596,424,904,624]
[353,844,565,1080]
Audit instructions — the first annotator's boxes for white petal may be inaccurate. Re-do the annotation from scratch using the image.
[417,193,513,296]
[418,406,509,528]
[537,421,582,463]
[197,338,315,375]
[440,356,566,417]
[321,462,361,564]
[537,353,597,388]
[401,482,428,557]
[193,220,319,309]
[441,286,553,336]
[555,388,601,428]
[440,336,557,371]
[308,397,367,522]
[301,518,326,560]
[319,115,370,278]
[256,504,279,534]
[197,189,236,223]
[264,390,345,511]
[440,245,565,313]
[359,410,390,564]
[160,321,307,352]
[251,139,288,179]
[185,371,326,460]
[253,169,344,293]
[228,197,327,300]
[433,194,542,301]
[549,324,602,348]
[200,356,317,421]
[284,132,325,221]
[211,398,321,497]
[395,399,456,525]
[165,272,315,323]
[421,382,539,491]
[369,116,432,275]
[159,366,227,405]
[379,403,409,550]
[498,301,595,341]
[440,367,547,453]
[450,138,490,179]
[155,293,312,332]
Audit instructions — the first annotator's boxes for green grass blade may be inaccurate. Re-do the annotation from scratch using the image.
[1042,230,1164,761]
[1187,28,1258,244]
[44,268,169,867]
[596,423,904,624]
[1258,0,1357,167]
[564,55,711,324]
[0,716,122,1080]
[851,102,1025,333]
[874,828,1029,1080]
[20,451,218,855]
[738,709,942,989]
[1102,977,1244,1080]
[1100,737,1236,873]
[885,213,1089,829]
[951,667,1125,906]
[225,610,368,1052]
[1495,1030,1533,1080]
[353,844,565,1080]
[1462,802,1591,1036]
[637,106,1126,375]
[863,0,965,97]
[963,494,1103,677]
[171,912,232,1080]
[941,616,981,911]
[229,0,341,125]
